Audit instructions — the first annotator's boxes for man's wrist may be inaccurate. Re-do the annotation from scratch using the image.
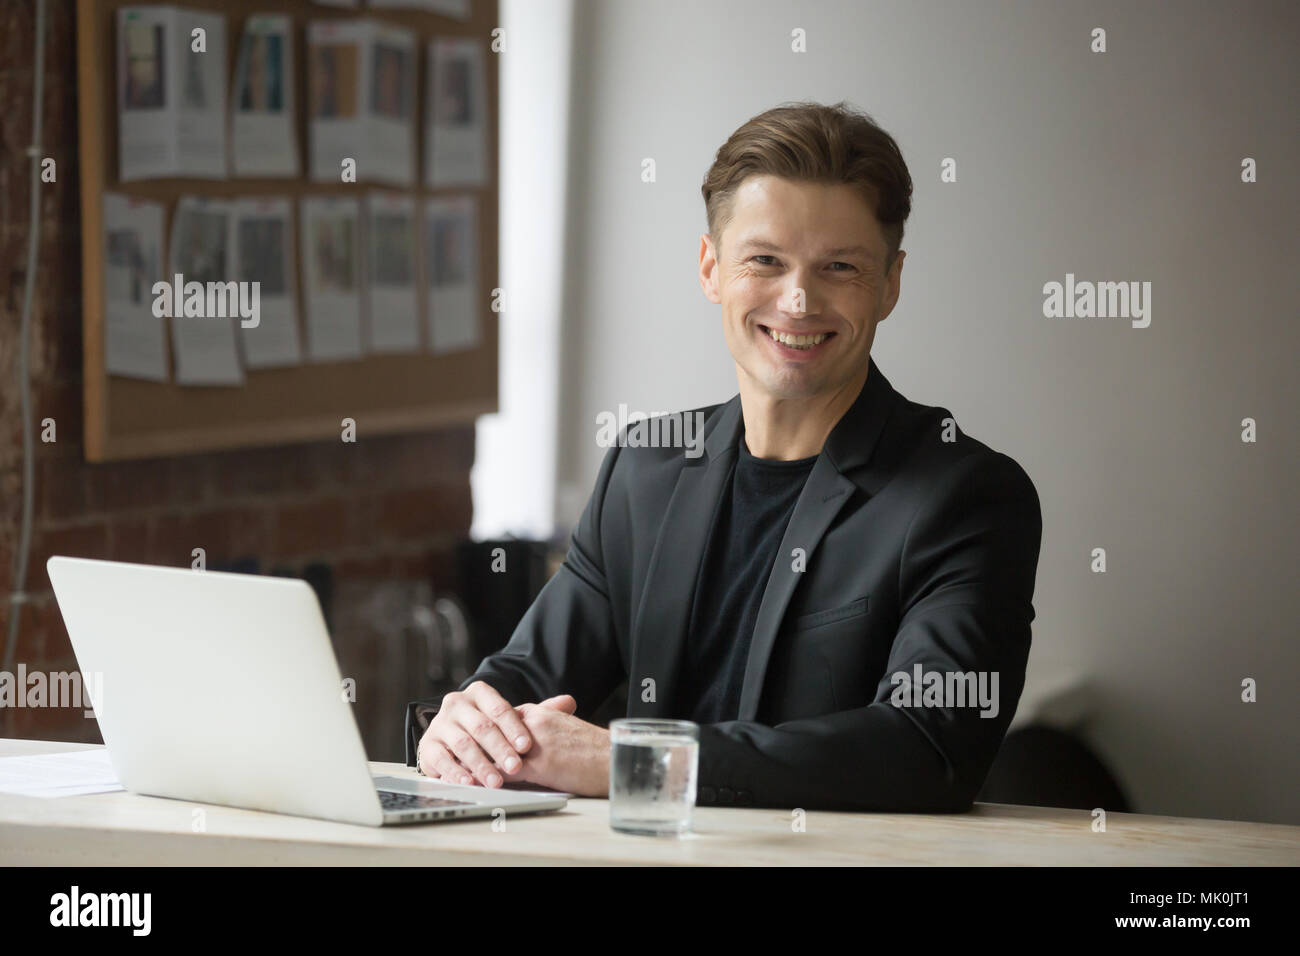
[593,729,612,796]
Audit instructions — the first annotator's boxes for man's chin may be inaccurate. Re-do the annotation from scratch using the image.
[738,357,870,404]
[753,369,830,401]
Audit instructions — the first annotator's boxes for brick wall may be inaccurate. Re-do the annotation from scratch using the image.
[0,1,476,759]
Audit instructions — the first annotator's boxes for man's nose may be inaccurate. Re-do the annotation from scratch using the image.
[780,271,821,316]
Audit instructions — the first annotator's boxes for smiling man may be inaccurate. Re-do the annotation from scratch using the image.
[411,101,1043,812]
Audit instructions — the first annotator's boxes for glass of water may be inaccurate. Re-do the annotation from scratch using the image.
[609,719,699,836]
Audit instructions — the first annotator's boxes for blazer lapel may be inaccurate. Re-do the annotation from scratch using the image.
[734,458,855,720]
[625,397,742,717]
[736,357,900,721]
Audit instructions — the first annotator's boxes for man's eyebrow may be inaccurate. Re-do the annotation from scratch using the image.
[735,239,877,259]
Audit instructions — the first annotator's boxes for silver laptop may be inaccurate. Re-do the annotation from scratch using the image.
[46,556,569,826]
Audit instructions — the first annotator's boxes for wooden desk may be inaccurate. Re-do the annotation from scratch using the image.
[1,739,1296,866]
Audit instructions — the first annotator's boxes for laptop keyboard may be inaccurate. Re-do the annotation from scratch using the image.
[378,789,475,811]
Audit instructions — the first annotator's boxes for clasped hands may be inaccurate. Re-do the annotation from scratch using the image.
[416,681,610,796]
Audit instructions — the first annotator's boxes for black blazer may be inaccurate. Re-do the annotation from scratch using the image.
[436,356,1043,813]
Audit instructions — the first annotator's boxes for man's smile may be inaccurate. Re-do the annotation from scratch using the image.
[757,323,837,357]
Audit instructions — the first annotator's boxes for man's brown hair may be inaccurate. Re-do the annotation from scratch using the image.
[701,101,913,275]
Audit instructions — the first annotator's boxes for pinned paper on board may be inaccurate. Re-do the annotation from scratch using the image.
[308,19,417,187]
[426,36,488,188]
[301,196,366,362]
[165,197,245,385]
[117,5,227,181]
[365,191,421,354]
[102,192,169,382]
[425,194,480,354]
[233,197,303,369]
[231,15,299,177]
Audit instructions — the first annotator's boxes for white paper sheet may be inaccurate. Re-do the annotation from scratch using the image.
[426,36,488,187]
[117,6,174,180]
[301,196,365,361]
[168,196,245,385]
[233,197,303,368]
[103,192,169,381]
[231,15,299,177]
[308,20,416,187]
[0,749,124,798]
[425,194,480,353]
[307,19,366,183]
[367,24,418,186]
[174,9,228,177]
[365,191,421,353]
[117,6,227,181]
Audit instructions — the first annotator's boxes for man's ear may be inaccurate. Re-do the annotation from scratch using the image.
[699,233,722,304]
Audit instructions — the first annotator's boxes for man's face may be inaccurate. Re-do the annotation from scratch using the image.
[699,175,905,401]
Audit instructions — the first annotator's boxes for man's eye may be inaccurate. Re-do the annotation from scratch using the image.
[752,255,778,266]
[828,261,855,272]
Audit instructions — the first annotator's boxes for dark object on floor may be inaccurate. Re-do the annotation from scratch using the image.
[455,539,551,665]
[977,724,1130,812]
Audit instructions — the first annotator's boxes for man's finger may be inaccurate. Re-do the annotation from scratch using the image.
[423,740,471,786]
[417,736,442,777]
[538,694,577,714]
[466,680,534,754]
[458,707,525,777]
[444,722,505,788]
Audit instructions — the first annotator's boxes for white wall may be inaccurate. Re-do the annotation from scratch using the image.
[541,0,1299,824]
[470,0,574,541]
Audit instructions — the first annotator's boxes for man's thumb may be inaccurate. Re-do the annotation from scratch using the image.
[537,694,577,714]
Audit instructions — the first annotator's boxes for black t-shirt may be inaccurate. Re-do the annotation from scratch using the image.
[678,437,817,724]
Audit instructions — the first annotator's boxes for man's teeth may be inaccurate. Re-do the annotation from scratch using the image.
[766,328,828,349]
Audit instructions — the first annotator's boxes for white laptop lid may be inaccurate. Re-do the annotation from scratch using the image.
[47,556,386,827]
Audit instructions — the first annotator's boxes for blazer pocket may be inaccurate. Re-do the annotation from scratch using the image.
[793,596,869,631]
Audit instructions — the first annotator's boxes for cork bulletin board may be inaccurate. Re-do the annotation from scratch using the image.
[75,0,499,461]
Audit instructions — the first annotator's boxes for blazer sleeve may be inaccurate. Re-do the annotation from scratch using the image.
[456,444,627,719]
[695,451,1043,813]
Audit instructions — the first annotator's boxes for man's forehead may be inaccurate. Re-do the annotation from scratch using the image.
[725,178,884,253]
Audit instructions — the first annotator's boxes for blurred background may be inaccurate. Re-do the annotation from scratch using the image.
[0,0,1296,826]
